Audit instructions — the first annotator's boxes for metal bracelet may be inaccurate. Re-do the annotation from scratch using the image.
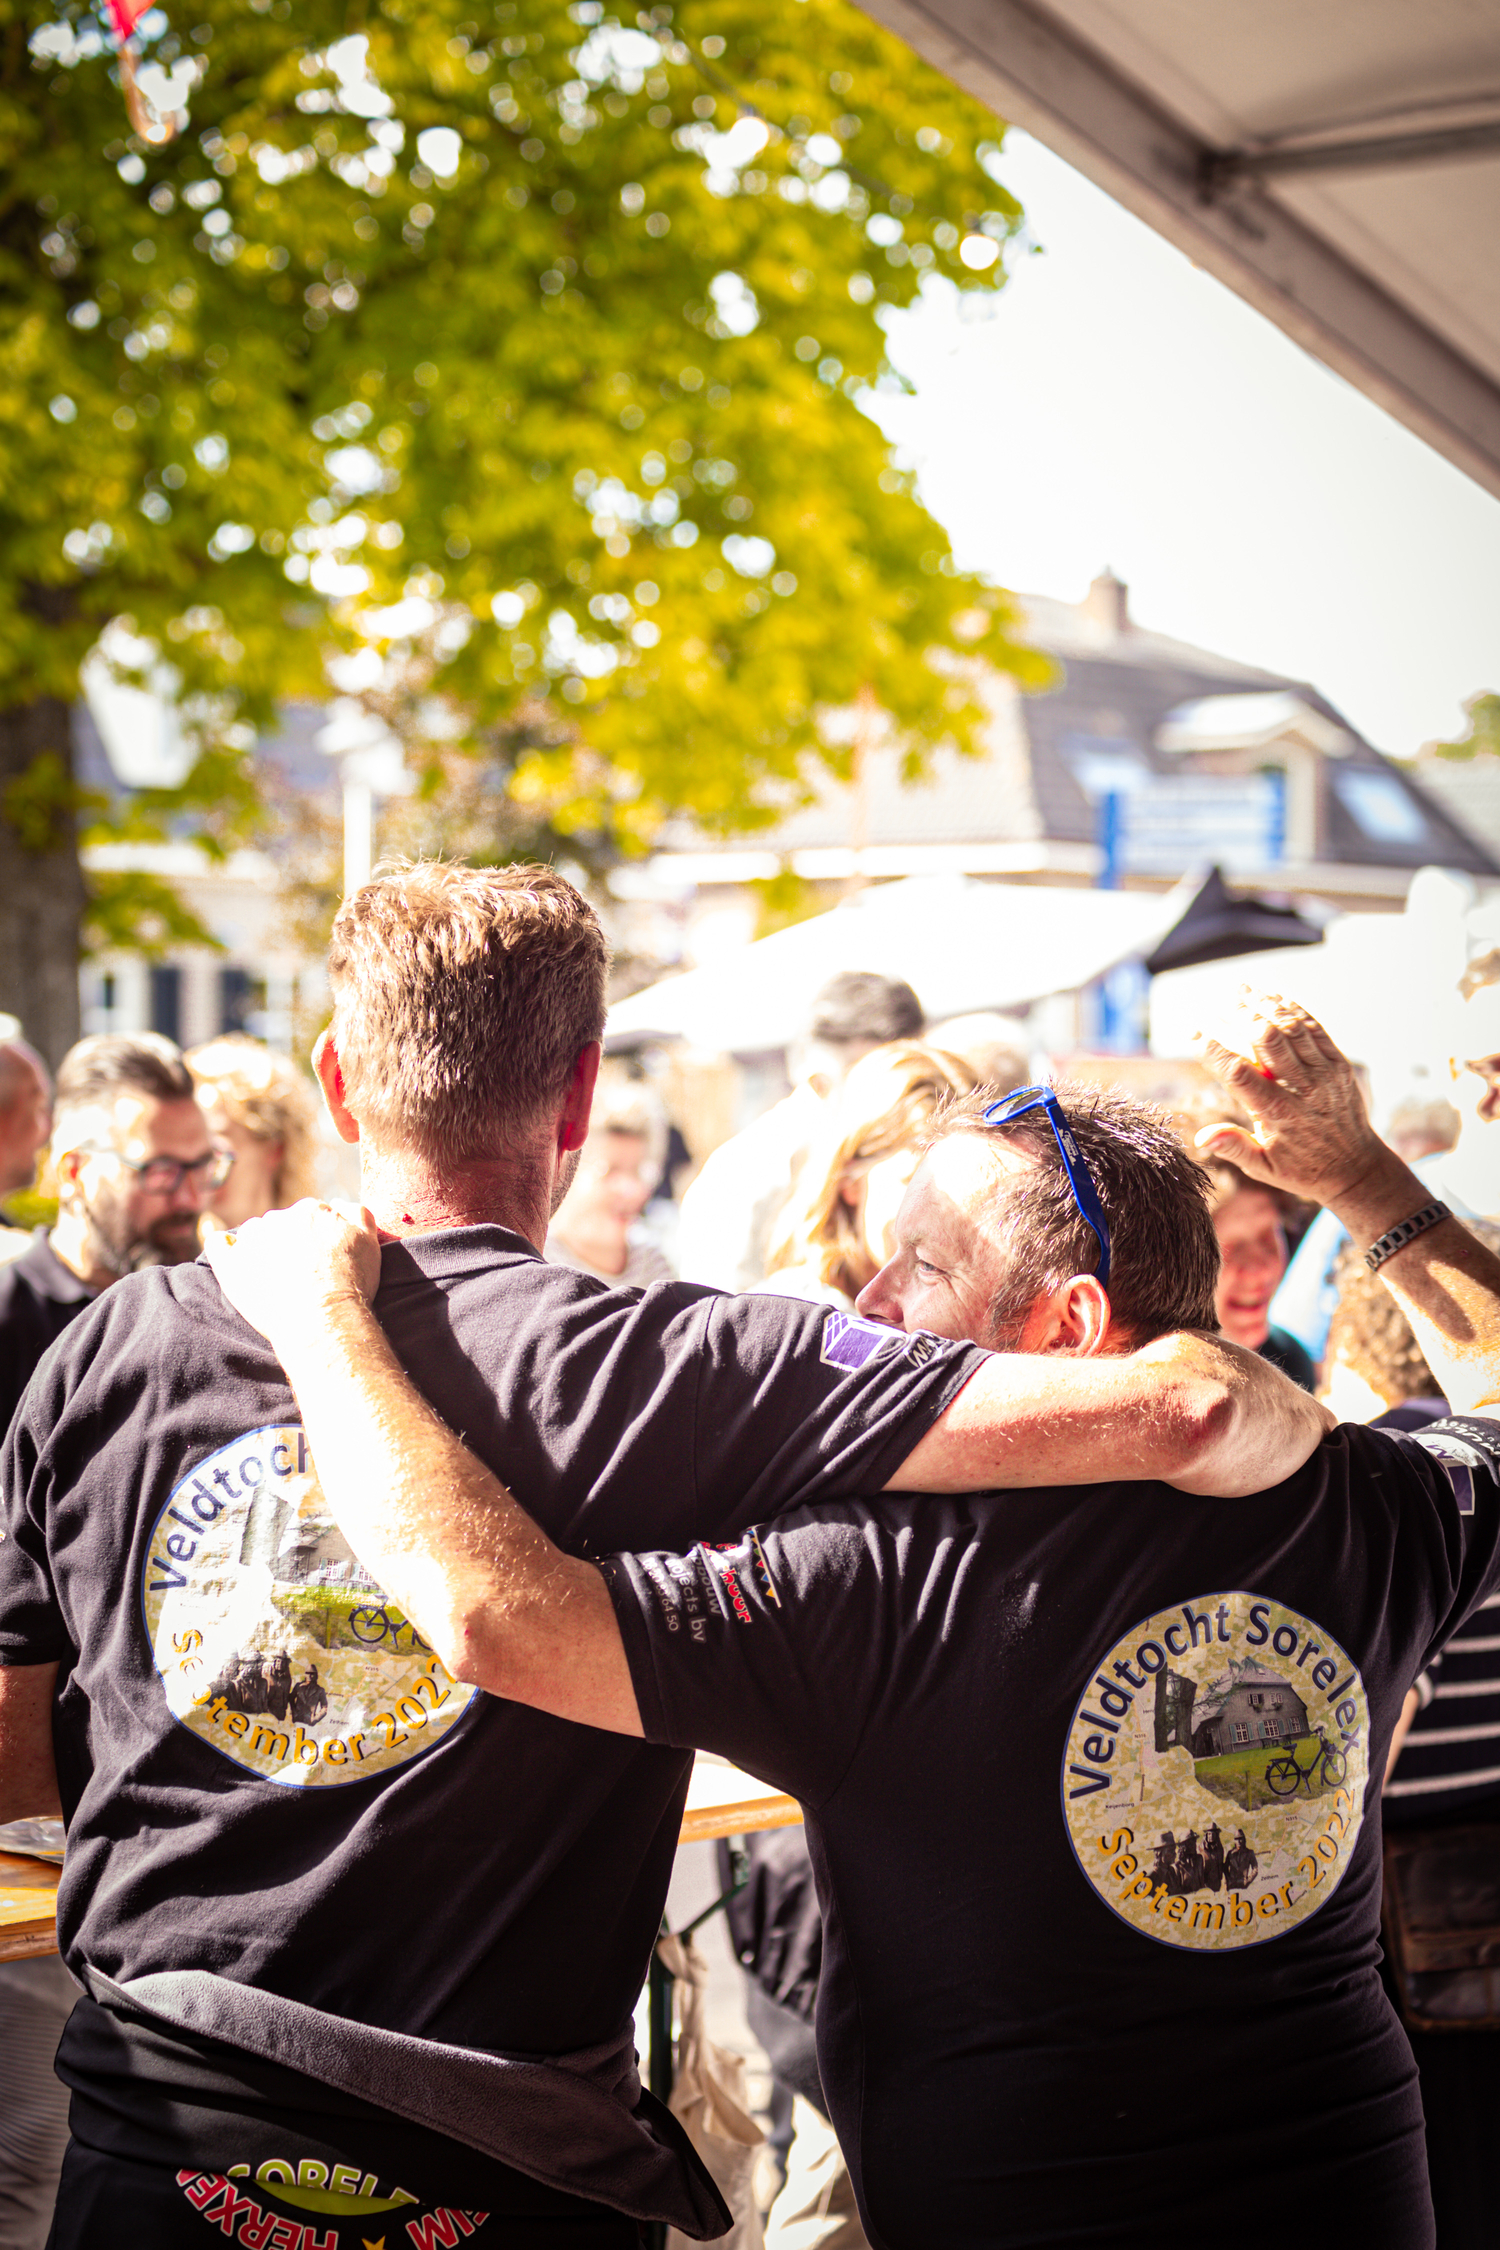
[1364,1200,1452,1273]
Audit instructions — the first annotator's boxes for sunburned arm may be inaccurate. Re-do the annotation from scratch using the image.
[197,1240,642,1728]
[0,1662,62,1824]
[1200,997,1500,1418]
[887,1329,1331,1497]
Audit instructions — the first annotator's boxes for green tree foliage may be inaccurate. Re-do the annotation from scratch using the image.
[1432,692,1500,761]
[2,0,1047,1050]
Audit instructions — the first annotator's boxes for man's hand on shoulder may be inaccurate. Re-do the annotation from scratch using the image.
[202,1199,383,1349]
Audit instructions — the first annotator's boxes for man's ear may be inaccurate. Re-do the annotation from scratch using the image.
[52,1147,83,1196]
[558,1042,602,1155]
[312,1031,360,1146]
[1017,1275,1116,1356]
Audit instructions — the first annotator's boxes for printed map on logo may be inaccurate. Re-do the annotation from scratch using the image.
[141,1425,478,1788]
[1061,1591,1369,1950]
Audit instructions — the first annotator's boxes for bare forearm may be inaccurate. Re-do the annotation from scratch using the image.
[1327,1150,1500,1413]
[889,1334,1329,1497]
[266,1301,640,1727]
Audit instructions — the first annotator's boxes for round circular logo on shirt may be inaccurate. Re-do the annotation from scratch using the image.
[1061,1592,1369,1949]
[141,1425,478,1788]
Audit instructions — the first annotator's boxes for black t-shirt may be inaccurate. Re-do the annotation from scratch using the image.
[0,1231,980,2106]
[0,1231,95,1434]
[603,1418,1500,2250]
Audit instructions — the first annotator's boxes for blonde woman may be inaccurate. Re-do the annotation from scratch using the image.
[186,1035,321,1232]
[757,1041,978,1310]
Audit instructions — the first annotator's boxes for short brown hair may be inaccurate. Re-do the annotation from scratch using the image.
[53,1033,194,1149]
[1327,1220,1500,1402]
[926,1083,1221,1344]
[328,860,609,1165]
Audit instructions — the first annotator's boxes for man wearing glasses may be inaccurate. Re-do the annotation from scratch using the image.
[0,1030,231,2250]
[0,1032,231,1434]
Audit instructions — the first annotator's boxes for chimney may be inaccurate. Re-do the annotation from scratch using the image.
[1083,568,1130,638]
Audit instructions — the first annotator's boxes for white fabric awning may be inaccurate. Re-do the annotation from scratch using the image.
[607,875,1180,1051]
[856,0,1500,501]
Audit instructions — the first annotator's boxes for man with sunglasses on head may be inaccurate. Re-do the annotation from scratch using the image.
[0,867,1328,2250]
[201,998,1500,2249]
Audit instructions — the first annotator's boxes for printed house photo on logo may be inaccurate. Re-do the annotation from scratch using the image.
[144,1425,479,1789]
[1164,1656,1342,1815]
[1063,1592,1369,1951]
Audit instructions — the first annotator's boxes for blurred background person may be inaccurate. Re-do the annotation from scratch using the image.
[0,1033,225,1432]
[1193,1140,1316,1390]
[732,1039,969,2250]
[925,1012,1029,1097]
[1272,952,1500,1371]
[187,1035,320,1235]
[677,971,924,1293]
[757,1042,977,1310]
[0,1038,51,1265]
[0,1030,222,2250]
[1321,1224,1500,2249]
[544,1062,674,1287]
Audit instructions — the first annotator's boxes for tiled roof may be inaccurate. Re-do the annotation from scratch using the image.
[660,590,1498,877]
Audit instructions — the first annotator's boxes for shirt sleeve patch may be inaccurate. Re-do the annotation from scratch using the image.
[1409,1417,1500,1511]
[819,1310,902,1371]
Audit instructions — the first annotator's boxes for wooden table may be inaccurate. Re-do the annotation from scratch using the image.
[0,1759,800,1964]
[679,1753,802,1844]
[0,1848,62,1964]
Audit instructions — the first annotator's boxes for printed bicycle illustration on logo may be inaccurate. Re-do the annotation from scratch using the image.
[348,1603,430,1650]
[1063,1593,1369,1951]
[1264,1727,1347,1798]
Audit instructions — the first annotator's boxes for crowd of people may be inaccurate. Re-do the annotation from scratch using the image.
[0,862,1497,2249]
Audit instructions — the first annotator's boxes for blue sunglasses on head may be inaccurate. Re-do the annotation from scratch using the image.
[981,1085,1112,1291]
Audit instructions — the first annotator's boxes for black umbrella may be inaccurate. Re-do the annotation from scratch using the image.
[1144,866,1323,977]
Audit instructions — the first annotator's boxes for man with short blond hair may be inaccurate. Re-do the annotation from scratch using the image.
[327,860,610,1169]
[0,862,1322,2249]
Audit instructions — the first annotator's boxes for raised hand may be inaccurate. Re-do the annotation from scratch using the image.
[201,1198,383,1347]
[1194,991,1392,1210]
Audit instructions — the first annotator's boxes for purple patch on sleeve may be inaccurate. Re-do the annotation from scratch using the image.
[819,1310,901,1371]
[1445,1463,1476,1516]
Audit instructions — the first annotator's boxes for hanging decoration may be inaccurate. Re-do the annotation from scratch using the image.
[107,0,185,144]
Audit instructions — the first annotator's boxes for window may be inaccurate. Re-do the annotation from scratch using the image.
[1260,1720,1280,1740]
[1232,1722,1249,1744]
[1334,767,1428,846]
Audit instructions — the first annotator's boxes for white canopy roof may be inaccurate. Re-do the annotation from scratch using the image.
[607,875,1180,1051]
[857,0,1500,500]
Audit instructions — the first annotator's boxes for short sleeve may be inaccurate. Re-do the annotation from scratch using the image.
[689,1296,987,1532]
[0,1391,68,1666]
[601,1512,894,1806]
[1357,1416,1500,1667]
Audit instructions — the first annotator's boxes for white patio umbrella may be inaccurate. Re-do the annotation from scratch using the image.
[607,875,1184,1053]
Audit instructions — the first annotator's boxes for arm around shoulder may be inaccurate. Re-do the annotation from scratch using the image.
[887,1331,1330,1497]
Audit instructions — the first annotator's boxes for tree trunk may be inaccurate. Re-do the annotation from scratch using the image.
[0,698,86,1070]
